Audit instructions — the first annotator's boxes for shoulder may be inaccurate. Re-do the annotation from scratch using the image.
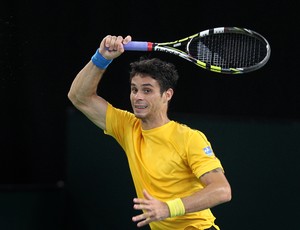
[105,104,141,137]
[108,103,135,120]
[170,121,208,145]
[173,121,206,136]
[107,103,142,130]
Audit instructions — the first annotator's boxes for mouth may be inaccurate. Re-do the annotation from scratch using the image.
[134,105,148,109]
[133,104,148,118]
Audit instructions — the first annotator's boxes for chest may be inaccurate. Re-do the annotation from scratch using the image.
[138,136,189,177]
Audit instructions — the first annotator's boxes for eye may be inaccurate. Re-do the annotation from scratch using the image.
[143,88,151,94]
[131,87,138,94]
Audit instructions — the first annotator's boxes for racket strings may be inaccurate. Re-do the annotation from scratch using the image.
[189,34,267,68]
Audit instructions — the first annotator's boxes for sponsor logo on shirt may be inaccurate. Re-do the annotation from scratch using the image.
[203,146,214,156]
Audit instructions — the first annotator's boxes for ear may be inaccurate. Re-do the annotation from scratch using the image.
[165,88,174,102]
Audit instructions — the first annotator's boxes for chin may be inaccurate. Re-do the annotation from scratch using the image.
[134,114,144,119]
[134,112,146,119]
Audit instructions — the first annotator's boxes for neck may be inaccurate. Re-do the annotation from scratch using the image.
[141,116,170,130]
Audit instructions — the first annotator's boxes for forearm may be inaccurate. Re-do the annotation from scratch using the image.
[167,170,231,217]
[181,182,231,214]
[68,60,105,106]
[68,35,131,106]
[132,181,231,227]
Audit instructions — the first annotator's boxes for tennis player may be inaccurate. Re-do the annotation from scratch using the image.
[68,35,232,230]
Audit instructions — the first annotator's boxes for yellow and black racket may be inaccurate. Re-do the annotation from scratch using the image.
[124,27,271,74]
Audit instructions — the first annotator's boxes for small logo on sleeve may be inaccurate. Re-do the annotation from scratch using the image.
[203,146,214,156]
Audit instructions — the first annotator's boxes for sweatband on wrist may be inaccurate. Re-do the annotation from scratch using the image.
[166,198,185,218]
[91,49,113,69]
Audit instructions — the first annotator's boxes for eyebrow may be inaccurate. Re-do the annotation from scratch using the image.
[131,83,154,87]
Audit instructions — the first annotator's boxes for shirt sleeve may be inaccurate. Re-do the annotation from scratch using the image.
[104,103,136,148]
[187,130,224,178]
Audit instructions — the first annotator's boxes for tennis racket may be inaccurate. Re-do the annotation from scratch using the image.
[124,27,271,74]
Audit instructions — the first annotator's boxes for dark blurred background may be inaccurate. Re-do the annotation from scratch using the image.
[1,0,299,229]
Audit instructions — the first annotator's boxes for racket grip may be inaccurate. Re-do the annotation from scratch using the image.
[123,41,152,51]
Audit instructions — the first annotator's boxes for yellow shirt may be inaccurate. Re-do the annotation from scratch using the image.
[105,103,223,230]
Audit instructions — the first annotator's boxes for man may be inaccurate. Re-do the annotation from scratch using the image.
[68,35,231,230]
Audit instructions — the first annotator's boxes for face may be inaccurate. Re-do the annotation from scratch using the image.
[130,74,173,122]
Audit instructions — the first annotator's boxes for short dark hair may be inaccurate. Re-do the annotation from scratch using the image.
[129,57,179,94]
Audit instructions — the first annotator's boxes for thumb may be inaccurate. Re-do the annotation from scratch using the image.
[123,35,132,45]
[143,189,153,200]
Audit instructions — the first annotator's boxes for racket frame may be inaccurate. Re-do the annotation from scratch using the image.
[124,27,271,74]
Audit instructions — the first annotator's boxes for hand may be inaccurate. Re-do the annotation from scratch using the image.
[132,189,170,228]
[99,35,132,60]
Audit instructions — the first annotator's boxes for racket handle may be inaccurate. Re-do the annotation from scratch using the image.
[124,41,153,51]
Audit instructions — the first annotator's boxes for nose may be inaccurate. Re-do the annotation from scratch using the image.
[133,91,143,100]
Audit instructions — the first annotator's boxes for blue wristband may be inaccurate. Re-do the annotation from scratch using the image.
[91,49,113,69]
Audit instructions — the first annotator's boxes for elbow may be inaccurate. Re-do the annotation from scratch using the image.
[220,184,232,203]
[67,89,92,112]
[67,90,75,104]
[67,89,81,107]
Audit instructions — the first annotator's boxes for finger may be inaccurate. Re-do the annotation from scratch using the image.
[132,212,148,222]
[133,198,148,204]
[136,218,151,228]
[123,35,132,44]
[132,213,152,227]
[115,36,125,51]
[104,35,112,48]
[133,203,151,211]
[107,35,118,51]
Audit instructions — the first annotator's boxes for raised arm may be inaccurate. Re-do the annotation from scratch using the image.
[68,35,131,130]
